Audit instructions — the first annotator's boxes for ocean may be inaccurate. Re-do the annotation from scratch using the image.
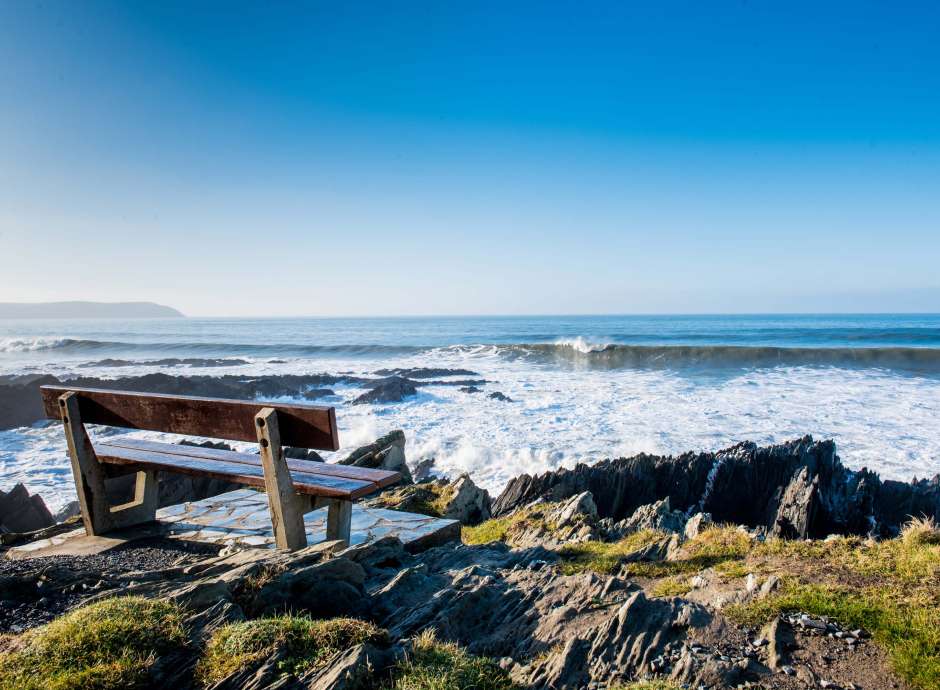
[2,314,939,511]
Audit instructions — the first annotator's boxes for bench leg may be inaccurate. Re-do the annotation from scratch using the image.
[59,393,159,535]
[256,407,308,551]
[326,499,352,546]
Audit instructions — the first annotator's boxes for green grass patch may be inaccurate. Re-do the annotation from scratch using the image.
[727,581,940,690]
[558,529,667,575]
[650,576,693,598]
[0,596,186,690]
[198,615,386,685]
[461,504,551,546]
[390,630,517,690]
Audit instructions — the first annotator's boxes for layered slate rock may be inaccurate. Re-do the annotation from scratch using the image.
[493,436,940,538]
[0,483,55,534]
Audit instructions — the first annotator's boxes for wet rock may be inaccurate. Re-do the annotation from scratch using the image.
[302,388,335,400]
[0,483,55,533]
[488,391,513,402]
[373,367,479,379]
[459,386,482,394]
[352,377,418,405]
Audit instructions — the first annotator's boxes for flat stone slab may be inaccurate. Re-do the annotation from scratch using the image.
[8,489,460,558]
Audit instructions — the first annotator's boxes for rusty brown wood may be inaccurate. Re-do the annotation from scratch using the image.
[40,385,339,450]
[101,437,400,489]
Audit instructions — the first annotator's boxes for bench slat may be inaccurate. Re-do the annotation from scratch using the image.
[40,386,339,450]
[100,438,401,489]
[94,444,378,500]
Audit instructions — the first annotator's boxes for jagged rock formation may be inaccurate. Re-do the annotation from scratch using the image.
[340,430,412,484]
[494,436,940,538]
[0,483,55,534]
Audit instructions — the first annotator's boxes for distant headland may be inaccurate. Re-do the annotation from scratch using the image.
[0,301,184,319]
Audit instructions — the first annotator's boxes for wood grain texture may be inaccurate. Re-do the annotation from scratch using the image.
[40,385,339,450]
[59,393,159,535]
[101,437,400,489]
[255,407,308,550]
[92,443,378,499]
[59,392,114,536]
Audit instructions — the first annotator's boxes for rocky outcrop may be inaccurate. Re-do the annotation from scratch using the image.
[365,474,491,526]
[441,475,491,525]
[372,367,479,379]
[340,430,412,484]
[0,374,60,430]
[352,377,417,405]
[0,483,55,534]
[488,391,513,402]
[493,436,940,538]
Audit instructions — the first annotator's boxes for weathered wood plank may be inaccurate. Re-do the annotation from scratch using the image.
[40,385,339,450]
[59,392,115,536]
[101,437,400,488]
[256,407,308,550]
[93,444,376,499]
[326,499,352,546]
[59,393,159,534]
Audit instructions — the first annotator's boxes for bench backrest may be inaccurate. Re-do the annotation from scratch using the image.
[39,385,340,451]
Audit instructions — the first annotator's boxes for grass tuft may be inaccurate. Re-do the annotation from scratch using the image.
[902,516,940,547]
[650,576,693,598]
[610,682,682,690]
[0,596,186,690]
[558,529,666,575]
[391,630,517,690]
[461,504,550,546]
[198,615,386,685]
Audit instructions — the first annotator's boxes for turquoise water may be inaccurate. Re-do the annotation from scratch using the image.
[2,313,940,372]
[2,313,939,508]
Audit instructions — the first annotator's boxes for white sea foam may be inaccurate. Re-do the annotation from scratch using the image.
[3,347,940,511]
[0,337,74,353]
[554,336,612,353]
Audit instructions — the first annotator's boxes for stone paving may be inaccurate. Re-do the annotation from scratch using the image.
[9,489,460,556]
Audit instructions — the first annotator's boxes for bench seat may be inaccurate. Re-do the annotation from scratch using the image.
[96,438,401,500]
[39,384,398,550]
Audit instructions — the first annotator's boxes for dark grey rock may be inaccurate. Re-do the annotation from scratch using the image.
[0,483,55,533]
[352,377,417,405]
[493,436,940,538]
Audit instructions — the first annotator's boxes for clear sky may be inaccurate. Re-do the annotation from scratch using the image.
[2,1,939,316]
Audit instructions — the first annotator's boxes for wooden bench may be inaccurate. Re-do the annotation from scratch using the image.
[39,385,401,550]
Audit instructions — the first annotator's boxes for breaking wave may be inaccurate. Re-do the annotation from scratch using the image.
[500,343,940,373]
[4,336,940,374]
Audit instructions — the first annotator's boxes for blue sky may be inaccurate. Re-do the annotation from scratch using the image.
[2,1,939,316]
